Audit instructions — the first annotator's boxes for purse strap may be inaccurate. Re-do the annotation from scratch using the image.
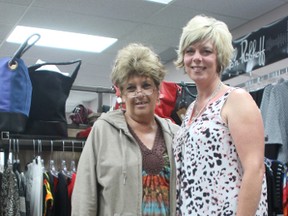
[9,33,41,66]
[179,81,197,98]
[28,59,82,81]
[177,82,197,109]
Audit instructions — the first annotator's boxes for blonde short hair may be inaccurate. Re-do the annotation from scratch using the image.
[111,43,166,91]
[175,15,234,75]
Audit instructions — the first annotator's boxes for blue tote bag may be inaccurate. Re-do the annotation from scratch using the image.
[0,34,40,133]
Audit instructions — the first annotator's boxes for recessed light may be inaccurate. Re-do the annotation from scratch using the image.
[6,26,118,53]
[145,0,173,4]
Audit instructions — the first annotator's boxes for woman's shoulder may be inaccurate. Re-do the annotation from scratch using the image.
[156,115,180,133]
[226,87,254,103]
[223,87,259,116]
[94,109,127,129]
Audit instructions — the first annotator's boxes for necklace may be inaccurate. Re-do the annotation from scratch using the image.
[191,81,223,121]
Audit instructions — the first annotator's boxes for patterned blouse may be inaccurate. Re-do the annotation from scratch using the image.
[128,124,170,216]
[173,88,268,215]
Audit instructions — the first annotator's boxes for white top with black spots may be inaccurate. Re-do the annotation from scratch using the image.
[173,88,268,216]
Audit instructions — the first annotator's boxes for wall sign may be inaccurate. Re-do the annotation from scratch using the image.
[222,16,288,81]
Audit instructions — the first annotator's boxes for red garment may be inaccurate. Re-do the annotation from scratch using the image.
[76,127,92,139]
[67,172,77,200]
[284,166,288,216]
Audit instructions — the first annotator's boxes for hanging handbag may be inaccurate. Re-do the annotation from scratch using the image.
[171,82,197,125]
[25,59,82,138]
[155,81,181,123]
[0,34,40,133]
[69,104,91,125]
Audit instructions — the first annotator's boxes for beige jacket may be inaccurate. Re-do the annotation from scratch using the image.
[71,109,179,216]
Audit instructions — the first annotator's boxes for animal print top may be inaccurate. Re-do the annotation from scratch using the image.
[173,88,268,216]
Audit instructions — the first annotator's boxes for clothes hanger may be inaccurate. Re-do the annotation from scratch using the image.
[7,139,13,168]
[12,139,21,173]
[36,139,46,172]
[61,141,71,178]
[69,141,77,175]
[49,140,58,178]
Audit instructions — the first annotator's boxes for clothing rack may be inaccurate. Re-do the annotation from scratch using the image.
[236,66,288,90]
[0,136,85,152]
[71,85,115,93]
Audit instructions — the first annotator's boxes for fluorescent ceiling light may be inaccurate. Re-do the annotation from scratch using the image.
[6,26,118,53]
[145,0,173,4]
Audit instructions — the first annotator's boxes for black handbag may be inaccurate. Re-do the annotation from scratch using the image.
[25,59,82,138]
[170,82,197,125]
[0,34,40,133]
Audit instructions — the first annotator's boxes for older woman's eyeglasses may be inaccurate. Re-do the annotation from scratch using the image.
[124,84,155,98]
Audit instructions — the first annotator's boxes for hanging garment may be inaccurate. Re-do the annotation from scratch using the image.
[54,172,70,216]
[0,165,20,216]
[260,80,288,164]
[43,172,54,216]
[283,164,288,216]
[25,156,43,216]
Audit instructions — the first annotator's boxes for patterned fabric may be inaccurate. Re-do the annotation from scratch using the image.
[284,164,288,216]
[173,88,268,215]
[14,169,26,216]
[0,165,20,216]
[129,124,170,216]
[43,172,54,216]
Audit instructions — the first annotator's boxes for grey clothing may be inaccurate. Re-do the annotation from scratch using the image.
[260,80,288,163]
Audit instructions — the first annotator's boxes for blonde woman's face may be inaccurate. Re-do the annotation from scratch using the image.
[183,40,218,82]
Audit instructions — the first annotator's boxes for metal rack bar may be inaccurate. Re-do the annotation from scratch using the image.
[0,138,85,152]
[236,67,288,89]
[71,85,115,93]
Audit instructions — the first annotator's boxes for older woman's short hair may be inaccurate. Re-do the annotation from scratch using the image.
[111,43,166,91]
[175,15,234,75]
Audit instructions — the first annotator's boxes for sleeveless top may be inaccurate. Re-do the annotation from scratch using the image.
[173,88,268,215]
[128,123,170,216]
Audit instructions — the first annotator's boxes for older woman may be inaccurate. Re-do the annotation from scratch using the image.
[71,43,179,216]
[173,15,268,215]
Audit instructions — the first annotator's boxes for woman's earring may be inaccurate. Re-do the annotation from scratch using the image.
[117,97,123,104]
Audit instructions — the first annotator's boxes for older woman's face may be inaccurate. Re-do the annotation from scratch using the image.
[183,40,218,82]
[121,75,159,119]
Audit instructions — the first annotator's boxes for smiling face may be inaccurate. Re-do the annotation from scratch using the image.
[121,75,159,121]
[183,40,219,83]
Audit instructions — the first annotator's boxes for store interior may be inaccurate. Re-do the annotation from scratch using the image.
[0,0,288,113]
[0,1,287,215]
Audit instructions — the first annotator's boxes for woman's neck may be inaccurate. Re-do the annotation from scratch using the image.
[124,112,157,132]
[196,78,222,100]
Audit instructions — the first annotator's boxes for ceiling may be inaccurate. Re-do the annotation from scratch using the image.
[1,0,288,112]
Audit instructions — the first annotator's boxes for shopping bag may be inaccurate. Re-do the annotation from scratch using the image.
[26,59,82,137]
[0,34,40,133]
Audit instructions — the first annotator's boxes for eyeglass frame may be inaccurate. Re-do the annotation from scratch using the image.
[123,85,156,98]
